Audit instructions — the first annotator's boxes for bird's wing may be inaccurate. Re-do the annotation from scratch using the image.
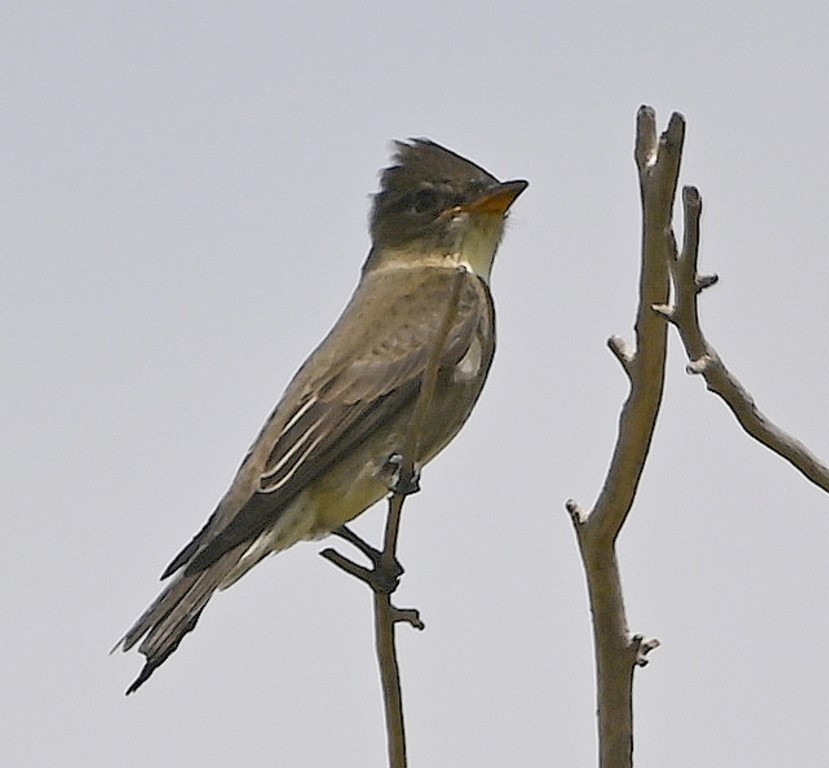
[167,267,487,577]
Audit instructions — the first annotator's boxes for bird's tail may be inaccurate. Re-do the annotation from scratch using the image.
[116,544,246,694]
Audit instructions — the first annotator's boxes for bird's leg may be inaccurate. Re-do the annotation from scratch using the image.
[328,525,404,592]
[332,525,382,565]
[383,452,422,495]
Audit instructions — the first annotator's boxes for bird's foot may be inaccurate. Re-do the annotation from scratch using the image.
[383,453,421,495]
[325,525,404,593]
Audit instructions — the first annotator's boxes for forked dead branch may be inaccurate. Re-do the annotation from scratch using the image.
[571,107,829,768]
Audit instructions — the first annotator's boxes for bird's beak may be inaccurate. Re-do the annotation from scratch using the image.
[463,179,529,216]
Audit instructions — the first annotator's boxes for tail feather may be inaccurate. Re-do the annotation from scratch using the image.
[119,544,246,694]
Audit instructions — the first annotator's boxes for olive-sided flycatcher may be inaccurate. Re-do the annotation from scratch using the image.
[118,139,527,693]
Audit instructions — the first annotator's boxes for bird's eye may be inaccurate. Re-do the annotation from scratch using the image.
[412,188,440,214]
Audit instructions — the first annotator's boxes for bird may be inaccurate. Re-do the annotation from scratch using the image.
[116,139,527,693]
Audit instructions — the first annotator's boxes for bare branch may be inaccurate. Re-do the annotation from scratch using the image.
[569,106,683,768]
[664,185,829,494]
[589,108,682,543]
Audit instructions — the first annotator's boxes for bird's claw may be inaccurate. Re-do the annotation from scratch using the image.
[331,525,405,593]
[384,453,421,495]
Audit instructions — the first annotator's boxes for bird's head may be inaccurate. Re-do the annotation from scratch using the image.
[366,139,527,281]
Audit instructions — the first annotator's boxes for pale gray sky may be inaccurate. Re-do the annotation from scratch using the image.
[3,3,829,766]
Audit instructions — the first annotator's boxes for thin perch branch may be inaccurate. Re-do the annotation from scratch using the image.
[568,106,681,768]
[320,267,466,768]
[662,186,829,493]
